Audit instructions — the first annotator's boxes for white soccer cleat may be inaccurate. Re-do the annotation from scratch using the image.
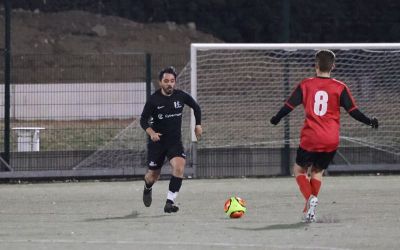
[304,195,318,223]
[301,213,308,223]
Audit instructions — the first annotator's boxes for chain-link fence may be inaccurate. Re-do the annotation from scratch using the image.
[0,52,188,179]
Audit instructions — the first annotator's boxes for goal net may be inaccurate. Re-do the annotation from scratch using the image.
[185,43,400,174]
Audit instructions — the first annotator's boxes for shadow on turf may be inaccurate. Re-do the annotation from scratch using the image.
[83,210,169,222]
[230,222,306,231]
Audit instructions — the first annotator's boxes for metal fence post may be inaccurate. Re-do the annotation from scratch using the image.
[4,0,12,166]
[145,53,152,100]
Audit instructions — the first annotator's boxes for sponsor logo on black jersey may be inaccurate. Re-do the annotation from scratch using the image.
[165,113,182,118]
[174,101,182,108]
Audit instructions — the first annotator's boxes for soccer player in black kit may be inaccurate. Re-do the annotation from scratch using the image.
[140,66,202,213]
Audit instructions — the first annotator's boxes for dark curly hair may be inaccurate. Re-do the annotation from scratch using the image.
[158,66,177,81]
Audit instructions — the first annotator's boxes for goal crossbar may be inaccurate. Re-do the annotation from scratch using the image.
[191,43,400,50]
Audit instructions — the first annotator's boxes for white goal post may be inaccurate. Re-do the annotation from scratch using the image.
[187,43,400,174]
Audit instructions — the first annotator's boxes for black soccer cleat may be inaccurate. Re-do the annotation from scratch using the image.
[143,186,152,207]
[164,201,179,213]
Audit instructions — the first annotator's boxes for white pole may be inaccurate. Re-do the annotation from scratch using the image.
[190,44,198,143]
[191,43,400,50]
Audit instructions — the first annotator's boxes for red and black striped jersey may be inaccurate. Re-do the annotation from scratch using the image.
[285,76,357,152]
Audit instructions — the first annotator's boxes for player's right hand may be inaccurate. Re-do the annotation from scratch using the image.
[370,117,379,129]
[146,128,162,141]
[270,116,280,125]
[150,132,162,142]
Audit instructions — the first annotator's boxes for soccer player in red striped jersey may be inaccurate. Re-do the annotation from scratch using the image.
[270,50,378,222]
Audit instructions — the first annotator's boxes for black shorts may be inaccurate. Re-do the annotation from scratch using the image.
[147,141,186,169]
[296,147,336,170]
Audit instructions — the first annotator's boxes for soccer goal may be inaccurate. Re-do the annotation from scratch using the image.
[184,43,400,176]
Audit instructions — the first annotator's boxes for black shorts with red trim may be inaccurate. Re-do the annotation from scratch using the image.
[295,147,336,170]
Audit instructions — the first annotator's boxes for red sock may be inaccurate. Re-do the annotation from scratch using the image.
[295,175,312,201]
[310,178,322,197]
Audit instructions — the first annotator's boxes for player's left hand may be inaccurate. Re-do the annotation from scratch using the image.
[195,125,203,141]
[270,116,280,125]
[370,117,379,129]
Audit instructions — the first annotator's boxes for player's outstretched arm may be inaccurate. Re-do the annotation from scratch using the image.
[270,105,292,125]
[194,125,202,140]
[271,84,302,125]
[348,109,379,129]
[340,87,378,129]
[183,91,202,126]
[182,91,203,139]
[140,102,162,141]
[140,101,153,131]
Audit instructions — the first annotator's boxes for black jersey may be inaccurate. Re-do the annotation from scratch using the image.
[140,89,201,142]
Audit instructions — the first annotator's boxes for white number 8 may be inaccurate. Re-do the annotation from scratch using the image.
[314,91,328,116]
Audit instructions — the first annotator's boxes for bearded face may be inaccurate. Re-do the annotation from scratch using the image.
[160,73,176,96]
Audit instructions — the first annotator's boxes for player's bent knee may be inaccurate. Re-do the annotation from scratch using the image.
[293,163,307,176]
[146,169,161,180]
[170,157,186,177]
[311,167,324,174]
[170,157,186,167]
[311,167,324,179]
